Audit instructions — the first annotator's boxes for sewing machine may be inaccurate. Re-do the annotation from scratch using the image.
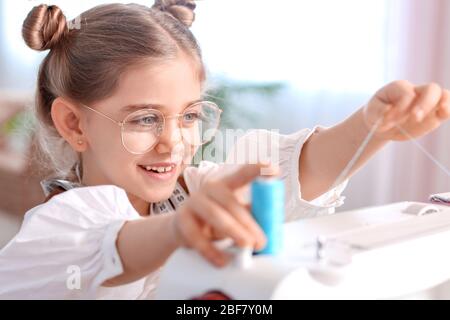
[156,201,450,299]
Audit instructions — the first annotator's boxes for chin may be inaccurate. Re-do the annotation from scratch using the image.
[139,185,176,203]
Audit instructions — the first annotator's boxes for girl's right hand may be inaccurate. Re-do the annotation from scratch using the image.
[171,163,276,267]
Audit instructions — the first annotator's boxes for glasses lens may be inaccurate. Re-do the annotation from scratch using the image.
[180,102,221,146]
[122,109,163,154]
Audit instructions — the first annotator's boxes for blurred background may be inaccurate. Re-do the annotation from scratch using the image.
[1,0,450,253]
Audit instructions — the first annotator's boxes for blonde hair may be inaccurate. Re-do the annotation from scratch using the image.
[22,1,205,181]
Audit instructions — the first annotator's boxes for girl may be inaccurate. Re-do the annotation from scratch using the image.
[0,1,449,299]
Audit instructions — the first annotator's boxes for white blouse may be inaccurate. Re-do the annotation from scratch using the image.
[0,128,347,299]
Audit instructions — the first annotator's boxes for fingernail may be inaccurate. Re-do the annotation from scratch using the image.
[258,234,267,249]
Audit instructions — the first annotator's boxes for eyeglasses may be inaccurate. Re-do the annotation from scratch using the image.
[80,101,222,155]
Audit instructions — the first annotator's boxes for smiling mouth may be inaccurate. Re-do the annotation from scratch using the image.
[138,164,176,174]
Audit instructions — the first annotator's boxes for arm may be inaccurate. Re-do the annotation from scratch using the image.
[299,108,387,201]
[299,81,450,201]
[104,164,271,286]
[103,213,179,286]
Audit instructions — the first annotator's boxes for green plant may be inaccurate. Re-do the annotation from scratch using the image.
[205,77,286,129]
[1,111,34,135]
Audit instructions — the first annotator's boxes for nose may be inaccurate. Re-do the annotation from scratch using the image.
[154,117,183,154]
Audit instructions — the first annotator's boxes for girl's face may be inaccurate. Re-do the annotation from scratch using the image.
[80,55,203,210]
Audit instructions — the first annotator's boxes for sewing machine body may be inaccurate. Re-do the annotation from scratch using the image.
[156,202,450,299]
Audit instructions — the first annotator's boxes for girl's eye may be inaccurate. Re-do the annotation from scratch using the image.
[183,112,200,123]
[133,115,159,126]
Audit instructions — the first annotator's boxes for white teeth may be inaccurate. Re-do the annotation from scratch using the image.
[143,165,173,173]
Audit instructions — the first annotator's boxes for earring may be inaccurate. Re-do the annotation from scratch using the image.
[77,140,83,145]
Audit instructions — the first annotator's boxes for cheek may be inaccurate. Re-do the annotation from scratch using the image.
[87,123,135,173]
[89,126,123,157]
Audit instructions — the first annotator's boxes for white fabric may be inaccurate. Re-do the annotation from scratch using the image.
[0,128,347,299]
[0,185,142,299]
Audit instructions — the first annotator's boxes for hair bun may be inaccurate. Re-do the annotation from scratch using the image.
[152,0,196,27]
[22,4,68,51]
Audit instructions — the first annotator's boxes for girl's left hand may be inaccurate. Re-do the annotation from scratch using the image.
[364,80,450,141]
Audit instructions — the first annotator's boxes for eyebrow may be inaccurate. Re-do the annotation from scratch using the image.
[120,99,204,114]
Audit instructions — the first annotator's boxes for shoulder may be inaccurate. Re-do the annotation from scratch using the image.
[24,185,140,228]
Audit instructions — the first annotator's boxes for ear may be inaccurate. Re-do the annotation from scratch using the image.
[50,97,87,152]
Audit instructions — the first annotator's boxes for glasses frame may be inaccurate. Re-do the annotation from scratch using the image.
[80,101,222,155]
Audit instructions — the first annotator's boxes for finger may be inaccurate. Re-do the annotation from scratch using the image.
[437,89,450,120]
[233,185,251,206]
[382,80,416,122]
[206,185,267,250]
[180,213,230,267]
[221,163,279,190]
[412,83,442,121]
[412,110,441,134]
[190,194,256,248]
[363,98,392,128]
[396,105,442,139]
[210,228,228,240]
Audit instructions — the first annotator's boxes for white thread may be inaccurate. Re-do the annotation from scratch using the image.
[313,116,450,218]
[395,124,450,178]
[328,117,383,191]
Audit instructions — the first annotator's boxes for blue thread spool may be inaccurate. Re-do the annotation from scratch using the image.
[251,177,285,255]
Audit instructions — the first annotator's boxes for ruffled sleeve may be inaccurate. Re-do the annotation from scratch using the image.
[183,128,348,222]
[0,185,141,299]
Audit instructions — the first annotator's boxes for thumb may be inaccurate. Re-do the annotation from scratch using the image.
[221,162,280,190]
